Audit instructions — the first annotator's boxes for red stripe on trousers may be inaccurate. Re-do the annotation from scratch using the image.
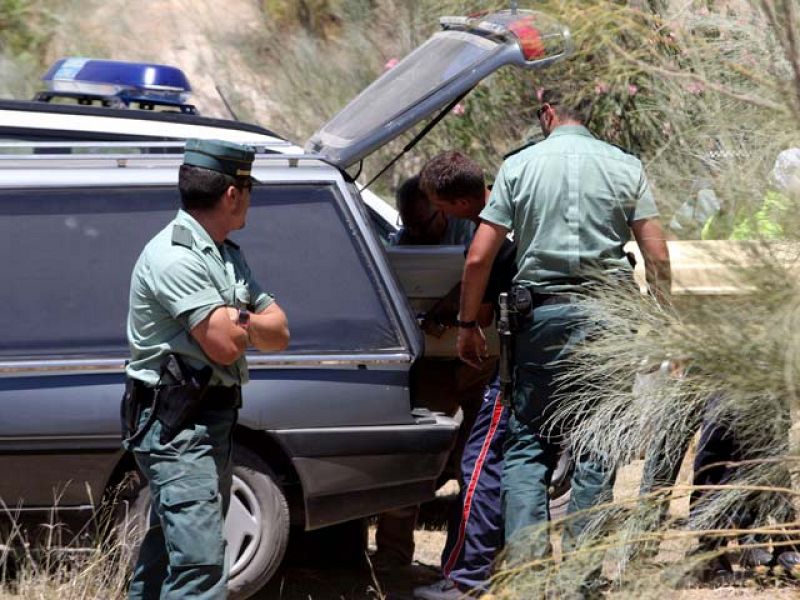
[442,392,505,577]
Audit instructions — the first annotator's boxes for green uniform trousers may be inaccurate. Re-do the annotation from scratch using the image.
[502,302,615,564]
[128,406,236,600]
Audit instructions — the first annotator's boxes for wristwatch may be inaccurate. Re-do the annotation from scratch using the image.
[237,308,251,328]
[456,319,478,329]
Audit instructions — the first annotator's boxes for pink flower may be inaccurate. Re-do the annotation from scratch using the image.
[384,58,399,70]
[685,80,705,95]
[536,87,545,102]
[595,81,610,95]
[628,84,639,96]
[451,103,466,116]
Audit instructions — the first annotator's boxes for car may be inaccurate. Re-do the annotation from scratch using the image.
[0,9,580,598]
[0,141,460,596]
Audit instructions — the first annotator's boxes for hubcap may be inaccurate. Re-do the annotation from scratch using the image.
[224,474,263,578]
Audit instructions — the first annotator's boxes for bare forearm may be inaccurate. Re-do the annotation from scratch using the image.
[248,304,290,352]
[192,306,248,366]
[632,218,671,305]
[646,257,671,304]
[459,257,493,322]
[459,222,509,322]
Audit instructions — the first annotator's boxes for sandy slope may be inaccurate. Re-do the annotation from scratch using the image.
[44,0,278,127]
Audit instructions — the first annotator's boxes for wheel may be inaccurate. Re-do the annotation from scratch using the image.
[115,444,290,600]
[225,445,289,599]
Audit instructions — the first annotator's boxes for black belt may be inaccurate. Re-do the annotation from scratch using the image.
[131,379,241,409]
[530,293,578,308]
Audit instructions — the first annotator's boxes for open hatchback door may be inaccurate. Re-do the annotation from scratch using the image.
[305,9,573,169]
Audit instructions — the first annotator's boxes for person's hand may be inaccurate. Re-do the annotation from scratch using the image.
[457,327,487,369]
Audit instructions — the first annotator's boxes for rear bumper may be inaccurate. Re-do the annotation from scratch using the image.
[270,412,459,529]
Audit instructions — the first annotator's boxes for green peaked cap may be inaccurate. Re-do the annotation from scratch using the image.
[183,138,255,178]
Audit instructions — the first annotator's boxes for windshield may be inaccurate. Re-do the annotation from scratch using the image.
[311,31,500,149]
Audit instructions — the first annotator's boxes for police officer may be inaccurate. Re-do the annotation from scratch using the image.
[124,139,290,599]
[456,90,670,567]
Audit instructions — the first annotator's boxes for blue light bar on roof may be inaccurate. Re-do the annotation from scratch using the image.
[37,57,197,113]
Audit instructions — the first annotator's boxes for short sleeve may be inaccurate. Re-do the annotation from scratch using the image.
[480,161,515,229]
[151,252,224,330]
[630,167,660,223]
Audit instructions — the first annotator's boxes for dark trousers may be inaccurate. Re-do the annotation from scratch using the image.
[690,396,797,551]
[502,302,615,563]
[441,378,508,589]
[128,406,236,600]
[690,400,755,547]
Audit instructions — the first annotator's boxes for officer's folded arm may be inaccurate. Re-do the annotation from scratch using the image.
[246,302,290,352]
[190,304,290,364]
[190,305,250,365]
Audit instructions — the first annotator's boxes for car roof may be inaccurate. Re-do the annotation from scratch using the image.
[0,99,301,150]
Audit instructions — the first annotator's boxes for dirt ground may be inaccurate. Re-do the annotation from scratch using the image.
[253,462,799,600]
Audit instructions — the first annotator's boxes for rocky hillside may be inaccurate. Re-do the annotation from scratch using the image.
[8,0,281,131]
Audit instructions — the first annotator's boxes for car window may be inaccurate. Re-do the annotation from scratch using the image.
[0,183,402,359]
[231,183,403,353]
[0,187,179,358]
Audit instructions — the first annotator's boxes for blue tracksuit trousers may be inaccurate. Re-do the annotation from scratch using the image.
[440,377,508,590]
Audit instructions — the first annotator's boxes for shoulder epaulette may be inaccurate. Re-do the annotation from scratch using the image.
[503,139,538,160]
[224,238,240,250]
[171,224,193,248]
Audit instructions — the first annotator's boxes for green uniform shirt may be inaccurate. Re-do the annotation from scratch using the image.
[481,125,659,293]
[126,209,274,387]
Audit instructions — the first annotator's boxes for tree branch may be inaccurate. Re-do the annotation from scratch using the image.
[607,39,787,113]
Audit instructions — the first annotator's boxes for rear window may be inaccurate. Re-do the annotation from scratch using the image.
[0,183,402,359]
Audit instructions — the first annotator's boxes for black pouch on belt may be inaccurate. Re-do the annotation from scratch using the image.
[120,377,138,440]
[154,354,213,445]
[509,285,533,330]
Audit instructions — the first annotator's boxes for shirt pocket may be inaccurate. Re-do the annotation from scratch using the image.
[232,280,251,308]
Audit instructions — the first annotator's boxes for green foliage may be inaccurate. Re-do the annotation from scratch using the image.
[0,0,58,98]
[0,0,54,58]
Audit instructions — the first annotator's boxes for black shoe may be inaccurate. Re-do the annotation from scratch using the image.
[690,553,735,585]
[776,550,800,579]
[579,575,612,599]
[739,547,775,569]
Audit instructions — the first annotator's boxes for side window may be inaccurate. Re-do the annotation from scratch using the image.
[231,183,403,353]
[0,186,179,358]
[0,182,403,360]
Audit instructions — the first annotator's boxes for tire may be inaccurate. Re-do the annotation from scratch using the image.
[225,445,290,599]
[115,444,290,600]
